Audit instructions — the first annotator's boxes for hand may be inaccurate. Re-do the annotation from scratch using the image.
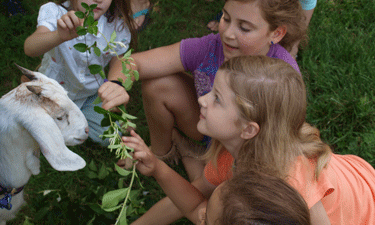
[57,10,83,42]
[122,130,159,177]
[98,81,130,112]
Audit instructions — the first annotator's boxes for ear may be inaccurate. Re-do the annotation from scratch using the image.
[270,25,287,44]
[20,111,86,171]
[240,121,260,140]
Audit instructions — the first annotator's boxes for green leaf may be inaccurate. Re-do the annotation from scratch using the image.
[109,111,126,122]
[87,170,97,179]
[127,120,137,128]
[89,3,98,10]
[22,218,34,225]
[88,64,102,74]
[75,11,85,19]
[123,78,133,91]
[132,70,139,81]
[99,70,106,79]
[108,144,123,149]
[98,163,109,179]
[110,30,117,42]
[101,188,128,209]
[124,113,137,120]
[94,106,109,115]
[92,96,102,104]
[88,25,98,35]
[117,104,127,113]
[76,27,88,36]
[102,205,122,212]
[88,160,98,171]
[74,43,88,52]
[93,47,101,57]
[123,49,132,58]
[115,163,132,177]
[81,2,89,9]
[101,117,111,127]
[84,16,95,27]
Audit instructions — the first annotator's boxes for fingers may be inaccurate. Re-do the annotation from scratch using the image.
[98,82,130,111]
[57,11,83,41]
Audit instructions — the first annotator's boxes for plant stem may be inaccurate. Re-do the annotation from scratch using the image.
[115,165,137,225]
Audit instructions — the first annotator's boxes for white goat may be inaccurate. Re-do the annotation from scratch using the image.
[0,65,88,224]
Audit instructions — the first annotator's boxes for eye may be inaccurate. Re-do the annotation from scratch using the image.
[57,116,63,120]
[214,94,220,103]
[240,26,251,32]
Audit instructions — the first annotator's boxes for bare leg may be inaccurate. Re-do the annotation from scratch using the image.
[142,73,206,181]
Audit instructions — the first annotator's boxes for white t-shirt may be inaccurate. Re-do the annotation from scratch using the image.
[37,1,131,108]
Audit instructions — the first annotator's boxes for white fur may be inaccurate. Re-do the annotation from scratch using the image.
[0,66,88,224]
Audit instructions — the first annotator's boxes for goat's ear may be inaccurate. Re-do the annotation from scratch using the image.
[26,85,43,96]
[15,63,37,81]
[21,115,86,171]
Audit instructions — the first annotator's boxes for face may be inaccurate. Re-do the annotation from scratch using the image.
[74,0,112,20]
[219,0,275,61]
[198,71,245,154]
[197,184,224,225]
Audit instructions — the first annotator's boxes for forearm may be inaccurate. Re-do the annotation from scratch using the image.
[152,160,206,218]
[24,30,64,57]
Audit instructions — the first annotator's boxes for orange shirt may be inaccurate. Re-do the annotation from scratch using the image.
[204,149,375,225]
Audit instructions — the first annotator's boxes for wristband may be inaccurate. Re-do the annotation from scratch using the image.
[104,79,123,87]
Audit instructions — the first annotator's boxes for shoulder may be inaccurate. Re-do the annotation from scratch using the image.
[181,33,221,50]
[287,156,334,209]
[39,2,66,14]
[267,44,300,73]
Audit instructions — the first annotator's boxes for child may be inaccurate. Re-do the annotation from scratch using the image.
[115,0,306,179]
[24,0,136,145]
[126,55,375,224]
[123,133,311,225]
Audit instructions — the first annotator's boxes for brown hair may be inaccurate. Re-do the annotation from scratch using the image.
[205,55,331,179]
[219,170,311,225]
[54,0,137,49]
[225,0,307,52]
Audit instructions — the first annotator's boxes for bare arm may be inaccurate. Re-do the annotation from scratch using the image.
[107,41,185,81]
[24,10,82,57]
[310,200,331,225]
[123,131,216,224]
[24,26,64,57]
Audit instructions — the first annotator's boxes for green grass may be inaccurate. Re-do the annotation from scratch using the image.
[1,0,375,224]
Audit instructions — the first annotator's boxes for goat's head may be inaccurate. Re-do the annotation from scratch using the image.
[14,64,88,171]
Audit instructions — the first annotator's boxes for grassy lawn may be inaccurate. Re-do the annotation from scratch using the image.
[1,0,374,224]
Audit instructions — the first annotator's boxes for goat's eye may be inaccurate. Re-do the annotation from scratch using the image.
[57,117,63,120]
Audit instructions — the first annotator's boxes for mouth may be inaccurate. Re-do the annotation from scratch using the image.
[93,7,101,12]
[223,42,238,51]
[199,113,205,120]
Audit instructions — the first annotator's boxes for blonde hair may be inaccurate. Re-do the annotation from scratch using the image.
[225,0,307,52]
[205,55,331,179]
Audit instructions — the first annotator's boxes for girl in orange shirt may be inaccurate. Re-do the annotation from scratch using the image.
[125,55,375,225]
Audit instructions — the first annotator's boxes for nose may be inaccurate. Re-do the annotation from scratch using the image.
[222,21,235,40]
[85,127,89,134]
[198,95,206,107]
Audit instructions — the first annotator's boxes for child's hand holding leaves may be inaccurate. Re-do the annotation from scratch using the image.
[57,10,83,42]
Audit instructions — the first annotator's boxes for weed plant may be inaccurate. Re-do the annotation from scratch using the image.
[1,0,374,224]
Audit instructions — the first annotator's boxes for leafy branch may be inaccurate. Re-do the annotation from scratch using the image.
[73,3,141,224]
